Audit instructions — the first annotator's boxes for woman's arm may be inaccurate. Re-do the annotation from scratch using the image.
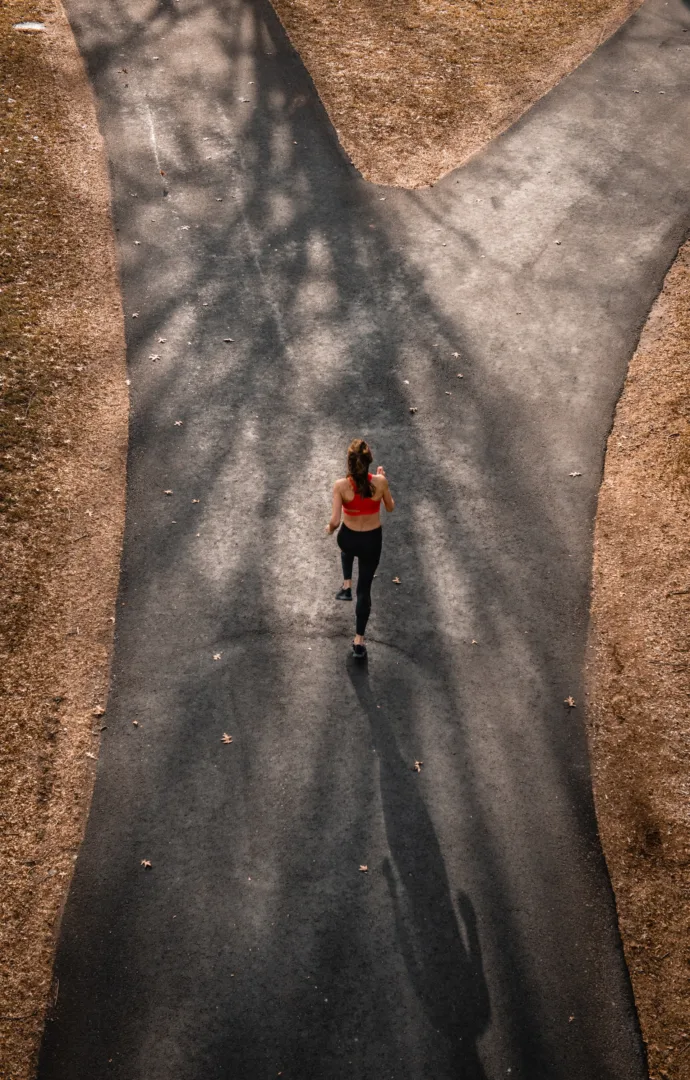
[376,468,395,513]
[326,481,343,534]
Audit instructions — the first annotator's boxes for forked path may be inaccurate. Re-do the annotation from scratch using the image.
[39,1,689,1077]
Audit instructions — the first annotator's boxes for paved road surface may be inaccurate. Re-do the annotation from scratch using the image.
[39,0,690,1077]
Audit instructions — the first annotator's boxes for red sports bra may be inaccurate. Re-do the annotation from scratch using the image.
[343,474,381,516]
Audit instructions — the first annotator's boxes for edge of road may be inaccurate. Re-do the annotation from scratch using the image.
[0,2,127,1078]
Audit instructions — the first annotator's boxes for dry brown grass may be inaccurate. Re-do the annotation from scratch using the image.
[0,3,127,1077]
[587,242,690,1080]
[270,0,642,186]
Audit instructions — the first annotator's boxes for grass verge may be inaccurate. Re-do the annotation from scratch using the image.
[270,0,642,186]
[586,241,690,1080]
[0,2,127,1077]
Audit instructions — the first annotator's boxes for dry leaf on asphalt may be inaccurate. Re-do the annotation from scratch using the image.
[221,733,233,744]
[569,471,582,477]
[359,865,368,873]
[132,720,139,726]
[392,576,401,584]
[174,420,183,426]
[164,490,173,495]
[564,696,576,708]
[140,860,152,869]
[413,760,423,773]
[92,706,106,717]
[409,407,418,414]
[213,652,222,661]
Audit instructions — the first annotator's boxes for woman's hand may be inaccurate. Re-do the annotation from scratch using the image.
[376,465,386,478]
[325,522,337,535]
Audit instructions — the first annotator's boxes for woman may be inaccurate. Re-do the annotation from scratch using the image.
[326,438,395,658]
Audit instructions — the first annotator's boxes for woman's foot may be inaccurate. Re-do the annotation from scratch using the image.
[352,637,367,658]
[335,586,352,601]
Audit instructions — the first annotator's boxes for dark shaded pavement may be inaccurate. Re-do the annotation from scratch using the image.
[38,0,690,1076]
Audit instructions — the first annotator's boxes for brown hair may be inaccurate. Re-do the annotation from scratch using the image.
[347,438,373,498]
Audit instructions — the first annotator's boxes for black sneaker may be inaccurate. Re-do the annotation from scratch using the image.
[335,587,352,601]
[352,641,367,659]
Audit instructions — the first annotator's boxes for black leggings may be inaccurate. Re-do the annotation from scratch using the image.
[337,524,382,636]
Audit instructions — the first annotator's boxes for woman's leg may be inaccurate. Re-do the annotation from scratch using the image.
[354,531,382,639]
[340,550,354,587]
[336,525,354,595]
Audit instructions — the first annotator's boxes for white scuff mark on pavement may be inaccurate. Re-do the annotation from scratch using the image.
[142,101,164,178]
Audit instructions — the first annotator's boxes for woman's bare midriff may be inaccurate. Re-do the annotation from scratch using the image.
[341,510,382,532]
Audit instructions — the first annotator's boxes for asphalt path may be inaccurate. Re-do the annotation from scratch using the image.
[39,0,690,1077]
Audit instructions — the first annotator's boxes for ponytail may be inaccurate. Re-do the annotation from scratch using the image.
[347,438,373,498]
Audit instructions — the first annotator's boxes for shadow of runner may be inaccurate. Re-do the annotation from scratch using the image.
[348,659,490,1078]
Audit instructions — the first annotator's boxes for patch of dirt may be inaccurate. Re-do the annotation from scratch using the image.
[0,3,127,1078]
[269,0,642,187]
[586,242,690,1080]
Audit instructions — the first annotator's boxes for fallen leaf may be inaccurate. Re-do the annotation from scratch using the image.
[192,499,199,504]
[134,240,141,245]
[445,391,452,396]
[554,240,561,245]
[131,312,139,318]
[569,471,582,477]
[359,865,368,873]
[174,420,183,426]
[85,752,97,760]
[221,733,233,744]
[392,576,401,584]
[164,490,173,495]
[457,373,464,378]
[413,760,423,772]
[158,337,167,343]
[223,338,234,343]
[409,407,418,414]
[213,652,222,661]
[141,859,152,869]
[180,225,190,230]
[93,706,106,717]
[132,720,139,726]
[564,696,576,708]
[452,351,460,358]
[149,354,161,361]
[471,639,478,645]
